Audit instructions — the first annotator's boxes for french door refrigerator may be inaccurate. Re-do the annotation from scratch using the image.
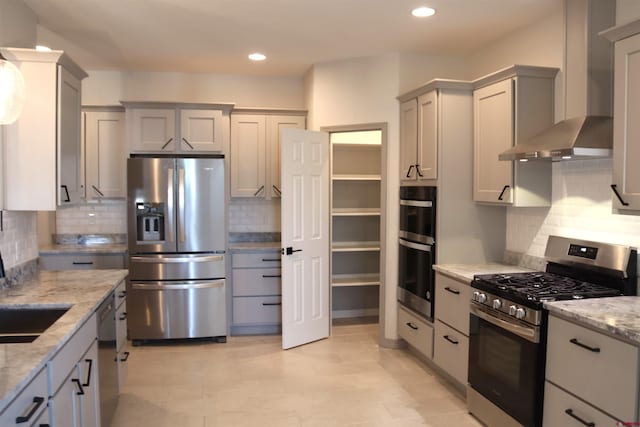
[127,155,226,343]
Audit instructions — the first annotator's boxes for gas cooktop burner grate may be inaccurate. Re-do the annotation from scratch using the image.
[474,272,622,305]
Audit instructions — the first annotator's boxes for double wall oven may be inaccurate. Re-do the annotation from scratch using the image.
[467,236,637,427]
[398,186,436,320]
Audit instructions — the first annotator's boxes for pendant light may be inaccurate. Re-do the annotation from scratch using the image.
[0,51,26,125]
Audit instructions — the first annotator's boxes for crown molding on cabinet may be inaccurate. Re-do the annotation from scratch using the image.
[397,79,473,102]
[120,101,235,113]
[231,107,307,116]
[600,18,640,43]
[472,64,560,90]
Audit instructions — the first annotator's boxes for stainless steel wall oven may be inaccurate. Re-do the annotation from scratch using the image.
[398,186,436,320]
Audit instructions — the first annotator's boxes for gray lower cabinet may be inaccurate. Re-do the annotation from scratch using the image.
[0,367,48,426]
[398,305,434,359]
[115,281,129,392]
[231,251,282,335]
[40,253,126,270]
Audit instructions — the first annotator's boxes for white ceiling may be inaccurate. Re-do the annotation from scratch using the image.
[24,0,561,77]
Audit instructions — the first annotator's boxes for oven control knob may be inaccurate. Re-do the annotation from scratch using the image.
[515,308,527,319]
[477,293,487,304]
[492,299,502,309]
[509,305,517,316]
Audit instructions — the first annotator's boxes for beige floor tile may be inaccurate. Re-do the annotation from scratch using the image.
[111,323,477,427]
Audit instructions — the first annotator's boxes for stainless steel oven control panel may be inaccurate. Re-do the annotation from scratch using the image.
[471,290,542,326]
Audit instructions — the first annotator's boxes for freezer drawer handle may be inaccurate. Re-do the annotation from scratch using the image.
[15,397,44,424]
[130,280,225,291]
[564,409,595,427]
[131,255,223,263]
[262,302,282,306]
[161,137,173,150]
[569,338,600,353]
[444,287,460,295]
[283,247,302,256]
[610,184,629,206]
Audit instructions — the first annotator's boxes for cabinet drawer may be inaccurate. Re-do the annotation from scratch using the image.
[115,280,127,306]
[232,252,281,268]
[233,296,281,325]
[398,306,433,359]
[433,320,469,385]
[116,299,127,351]
[40,253,125,270]
[233,268,281,296]
[0,366,48,426]
[543,381,620,427]
[435,273,471,335]
[546,315,639,421]
[48,312,97,395]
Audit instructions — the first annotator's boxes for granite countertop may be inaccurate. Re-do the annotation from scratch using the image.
[434,263,535,283]
[544,296,640,346]
[0,269,128,411]
[39,243,128,255]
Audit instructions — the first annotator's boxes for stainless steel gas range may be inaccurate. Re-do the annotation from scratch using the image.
[467,235,637,427]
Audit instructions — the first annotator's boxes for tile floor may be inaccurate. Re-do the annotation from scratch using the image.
[111,323,482,426]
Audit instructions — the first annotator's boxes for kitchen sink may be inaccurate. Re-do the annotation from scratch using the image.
[0,306,70,343]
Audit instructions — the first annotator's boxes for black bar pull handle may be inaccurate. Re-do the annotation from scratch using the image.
[181,137,194,150]
[444,287,460,295]
[262,302,282,306]
[405,165,414,178]
[60,185,71,202]
[406,322,418,330]
[118,290,127,298]
[161,137,173,150]
[72,378,85,395]
[262,258,281,262]
[15,396,45,423]
[82,358,93,387]
[119,312,127,321]
[72,261,94,265]
[254,185,265,197]
[443,335,459,345]
[611,184,630,206]
[569,338,600,353]
[120,351,130,362]
[262,274,282,278]
[283,247,302,256]
[272,185,282,195]
[498,185,510,201]
[416,164,424,177]
[91,185,104,197]
[564,409,595,427]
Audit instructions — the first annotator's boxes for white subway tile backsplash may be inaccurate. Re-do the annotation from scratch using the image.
[507,159,640,257]
[56,200,127,234]
[0,211,38,269]
[228,198,280,232]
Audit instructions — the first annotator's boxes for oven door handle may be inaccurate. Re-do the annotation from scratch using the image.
[400,199,433,208]
[470,304,539,343]
[399,238,432,252]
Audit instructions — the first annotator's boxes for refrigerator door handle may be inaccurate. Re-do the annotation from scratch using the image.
[167,167,175,243]
[131,255,224,263]
[130,280,225,291]
[178,167,186,243]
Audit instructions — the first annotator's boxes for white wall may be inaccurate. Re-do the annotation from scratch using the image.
[0,0,39,270]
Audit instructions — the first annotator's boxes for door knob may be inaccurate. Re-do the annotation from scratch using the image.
[282,247,302,256]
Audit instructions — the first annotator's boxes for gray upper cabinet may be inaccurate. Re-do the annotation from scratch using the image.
[1,48,87,210]
[399,91,437,182]
[602,20,640,212]
[472,65,558,206]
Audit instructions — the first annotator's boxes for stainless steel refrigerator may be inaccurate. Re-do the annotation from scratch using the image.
[126,156,226,343]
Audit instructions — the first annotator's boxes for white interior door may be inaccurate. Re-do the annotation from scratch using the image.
[281,128,330,350]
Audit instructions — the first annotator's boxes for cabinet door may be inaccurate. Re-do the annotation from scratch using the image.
[399,99,418,181]
[417,91,438,181]
[128,108,176,152]
[473,79,514,204]
[230,114,266,197]
[84,111,126,199]
[612,33,640,210]
[179,109,223,152]
[267,115,305,198]
[58,65,83,205]
[78,341,100,427]
[50,369,81,427]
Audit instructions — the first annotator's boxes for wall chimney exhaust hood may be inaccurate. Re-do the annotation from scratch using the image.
[499,0,615,162]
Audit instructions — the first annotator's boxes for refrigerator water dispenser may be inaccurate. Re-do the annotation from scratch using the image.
[136,202,165,242]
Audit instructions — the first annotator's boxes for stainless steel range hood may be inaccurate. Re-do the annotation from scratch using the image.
[499,0,615,162]
[498,115,612,161]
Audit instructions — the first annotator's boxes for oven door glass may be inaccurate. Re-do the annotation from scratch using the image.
[468,311,545,427]
[397,238,434,319]
[399,200,435,244]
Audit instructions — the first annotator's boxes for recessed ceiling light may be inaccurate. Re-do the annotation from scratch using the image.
[35,45,52,52]
[248,53,266,61]
[411,7,436,17]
